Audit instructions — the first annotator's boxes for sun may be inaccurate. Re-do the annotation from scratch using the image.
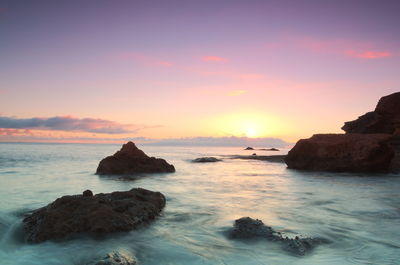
[209,111,286,139]
[244,126,259,138]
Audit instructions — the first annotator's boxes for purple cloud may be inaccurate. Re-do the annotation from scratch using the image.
[0,116,157,134]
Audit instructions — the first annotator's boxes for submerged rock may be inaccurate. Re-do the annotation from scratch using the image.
[96,142,175,175]
[192,157,222,163]
[259,148,280,151]
[244,147,254,150]
[229,217,326,256]
[87,251,136,265]
[285,133,394,172]
[342,92,400,134]
[229,155,286,163]
[23,188,166,243]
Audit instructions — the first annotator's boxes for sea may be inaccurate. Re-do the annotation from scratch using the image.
[0,142,399,265]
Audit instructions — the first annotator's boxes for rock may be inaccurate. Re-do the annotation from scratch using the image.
[259,148,280,151]
[252,153,257,156]
[244,147,254,150]
[83,190,93,197]
[229,217,325,256]
[283,236,324,256]
[285,133,394,172]
[230,217,277,239]
[342,92,400,134]
[229,155,286,163]
[342,111,387,134]
[87,251,136,265]
[96,142,175,175]
[23,188,166,243]
[192,157,222,163]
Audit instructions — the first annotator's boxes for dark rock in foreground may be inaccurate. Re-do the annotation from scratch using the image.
[244,147,254,150]
[285,134,394,172]
[342,92,400,134]
[23,188,166,243]
[230,155,286,163]
[87,252,136,265]
[230,217,326,256]
[96,142,175,175]
[192,157,222,163]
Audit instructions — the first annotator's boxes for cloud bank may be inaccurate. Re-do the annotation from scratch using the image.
[145,136,289,147]
[0,116,148,134]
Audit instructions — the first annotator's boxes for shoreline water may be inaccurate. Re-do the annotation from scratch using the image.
[0,143,399,265]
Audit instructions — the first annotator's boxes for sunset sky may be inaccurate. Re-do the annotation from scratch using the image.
[1,0,399,144]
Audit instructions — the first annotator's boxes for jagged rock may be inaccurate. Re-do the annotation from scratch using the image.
[83,190,93,197]
[283,236,324,256]
[192,157,222,163]
[87,252,136,265]
[229,217,326,256]
[285,133,394,172]
[230,217,277,239]
[96,142,175,175]
[342,92,400,134]
[23,188,166,243]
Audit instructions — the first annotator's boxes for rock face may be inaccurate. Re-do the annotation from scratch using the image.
[23,188,166,243]
[87,252,136,265]
[285,134,394,172]
[96,142,175,175]
[229,217,326,256]
[342,92,400,134]
[286,93,400,172]
[192,157,222,163]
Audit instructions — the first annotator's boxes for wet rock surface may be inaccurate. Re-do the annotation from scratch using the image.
[86,251,137,265]
[23,188,166,243]
[285,133,394,172]
[96,142,175,175]
[230,217,326,256]
[192,157,222,163]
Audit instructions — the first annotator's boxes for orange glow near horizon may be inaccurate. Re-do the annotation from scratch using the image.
[207,112,289,139]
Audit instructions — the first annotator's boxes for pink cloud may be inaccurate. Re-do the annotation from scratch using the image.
[281,36,394,60]
[157,60,174,67]
[238,73,265,81]
[201,56,227,62]
[345,50,392,59]
[0,128,32,136]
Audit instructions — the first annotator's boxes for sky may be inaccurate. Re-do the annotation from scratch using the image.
[0,0,399,144]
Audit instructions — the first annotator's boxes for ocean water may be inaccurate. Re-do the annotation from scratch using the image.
[0,143,399,265]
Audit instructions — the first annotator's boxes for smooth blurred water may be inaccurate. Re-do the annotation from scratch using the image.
[0,143,399,265]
